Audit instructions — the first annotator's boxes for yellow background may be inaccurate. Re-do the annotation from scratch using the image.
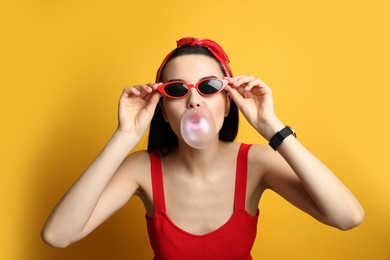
[1,0,389,259]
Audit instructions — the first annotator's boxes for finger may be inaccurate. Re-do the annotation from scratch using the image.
[250,79,272,96]
[227,75,246,85]
[144,91,162,114]
[141,84,153,93]
[225,85,246,109]
[130,84,155,99]
[150,82,163,91]
[231,75,256,88]
[123,87,140,97]
[245,78,263,91]
[144,86,161,101]
[149,91,162,104]
[255,78,270,89]
[234,76,256,86]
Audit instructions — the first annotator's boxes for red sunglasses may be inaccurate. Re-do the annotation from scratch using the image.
[157,78,229,99]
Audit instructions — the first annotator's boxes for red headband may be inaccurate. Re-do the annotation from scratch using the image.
[155,37,232,82]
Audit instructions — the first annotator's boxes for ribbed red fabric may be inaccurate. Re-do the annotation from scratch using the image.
[146,144,259,260]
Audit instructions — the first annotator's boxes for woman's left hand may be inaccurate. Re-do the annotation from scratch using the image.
[225,75,284,140]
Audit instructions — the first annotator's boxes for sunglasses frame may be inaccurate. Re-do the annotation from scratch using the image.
[157,78,229,99]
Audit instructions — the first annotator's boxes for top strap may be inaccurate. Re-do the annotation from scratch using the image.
[234,143,252,210]
[149,151,166,212]
[149,143,252,212]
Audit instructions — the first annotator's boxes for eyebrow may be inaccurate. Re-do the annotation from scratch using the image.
[166,75,218,83]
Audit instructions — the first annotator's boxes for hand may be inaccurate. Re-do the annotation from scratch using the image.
[117,83,162,136]
[225,75,284,140]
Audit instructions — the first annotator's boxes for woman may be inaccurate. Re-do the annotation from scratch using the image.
[41,37,364,259]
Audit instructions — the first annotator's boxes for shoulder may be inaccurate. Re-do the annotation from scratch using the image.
[247,143,278,167]
[101,150,154,215]
[117,150,152,184]
[125,149,151,161]
[246,143,286,182]
[122,149,152,171]
[247,143,298,189]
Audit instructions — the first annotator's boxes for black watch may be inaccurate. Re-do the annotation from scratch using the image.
[268,126,296,150]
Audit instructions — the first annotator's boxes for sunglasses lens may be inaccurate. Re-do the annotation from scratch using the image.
[198,80,223,95]
[164,83,189,97]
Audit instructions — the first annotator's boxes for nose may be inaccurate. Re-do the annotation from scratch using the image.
[186,88,202,109]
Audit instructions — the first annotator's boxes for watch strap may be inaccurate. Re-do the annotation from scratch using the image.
[269,126,296,150]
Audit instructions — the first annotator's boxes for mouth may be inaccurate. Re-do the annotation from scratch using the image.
[186,112,209,133]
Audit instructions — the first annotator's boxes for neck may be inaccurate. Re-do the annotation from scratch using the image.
[173,139,226,175]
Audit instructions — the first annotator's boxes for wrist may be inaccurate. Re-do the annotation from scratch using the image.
[258,119,285,141]
[115,126,143,139]
[268,126,296,150]
[113,128,142,147]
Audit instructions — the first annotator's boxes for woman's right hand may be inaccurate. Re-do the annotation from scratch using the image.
[117,83,162,136]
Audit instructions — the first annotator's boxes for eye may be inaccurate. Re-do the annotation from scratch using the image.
[198,80,223,94]
[164,83,188,97]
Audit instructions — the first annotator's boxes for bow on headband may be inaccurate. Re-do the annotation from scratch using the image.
[176,37,230,64]
[156,37,232,82]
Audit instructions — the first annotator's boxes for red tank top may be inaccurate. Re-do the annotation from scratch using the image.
[146,143,259,260]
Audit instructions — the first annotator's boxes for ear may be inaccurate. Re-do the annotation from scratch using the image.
[159,99,169,122]
[224,93,231,117]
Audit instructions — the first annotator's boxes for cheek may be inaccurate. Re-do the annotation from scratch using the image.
[163,100,185,134]
[209,97,228,131]
[213,109,226,131]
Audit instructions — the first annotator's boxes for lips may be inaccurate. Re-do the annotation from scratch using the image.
[180,108,216,149]
[187,113,207,131]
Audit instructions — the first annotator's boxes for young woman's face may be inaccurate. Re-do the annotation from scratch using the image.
[160,54,230,143]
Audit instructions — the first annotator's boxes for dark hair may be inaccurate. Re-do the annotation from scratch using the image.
[147,45,239,155]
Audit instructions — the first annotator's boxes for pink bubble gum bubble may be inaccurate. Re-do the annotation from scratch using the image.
[180,107,216,149]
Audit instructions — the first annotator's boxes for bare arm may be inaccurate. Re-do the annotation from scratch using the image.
[227,75,364,230]
[260,135,364,230]
[41,130,139,248]
[41,83,162,247]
